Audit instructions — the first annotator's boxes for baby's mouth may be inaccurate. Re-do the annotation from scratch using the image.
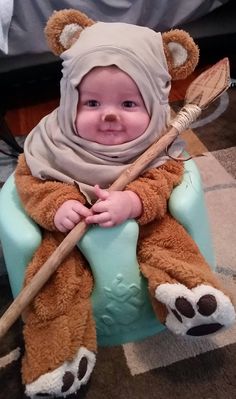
[100,125,123,133]
[103,129,119,133]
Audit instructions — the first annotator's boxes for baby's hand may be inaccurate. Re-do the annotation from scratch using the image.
[86,185,142,227]
[54,200,92,233]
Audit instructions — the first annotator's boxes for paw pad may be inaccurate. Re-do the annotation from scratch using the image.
[197,294,217,316]
[61,371,75,393]
[175,297,195,318]
[78,356,88,381]
[171,294,222,335]
[187,323,222,336]
[60,356,89,393]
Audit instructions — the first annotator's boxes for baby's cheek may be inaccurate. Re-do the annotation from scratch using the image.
[75,113,87,136]
[76,112,98,138]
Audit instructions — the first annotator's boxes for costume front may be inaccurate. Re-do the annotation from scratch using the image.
[14,10,235,398]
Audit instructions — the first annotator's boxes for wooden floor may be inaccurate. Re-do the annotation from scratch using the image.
[4,69,201,137]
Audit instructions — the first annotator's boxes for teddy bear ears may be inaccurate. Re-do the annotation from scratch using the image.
[45,9,199,80]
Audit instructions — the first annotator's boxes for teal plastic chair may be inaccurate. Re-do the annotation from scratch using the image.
[0,158,215,346]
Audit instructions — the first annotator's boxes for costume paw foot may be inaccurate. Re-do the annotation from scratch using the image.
[155,283,235,336]
[25,347,96,398]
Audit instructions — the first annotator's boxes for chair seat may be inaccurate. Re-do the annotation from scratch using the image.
[79,220,165,345]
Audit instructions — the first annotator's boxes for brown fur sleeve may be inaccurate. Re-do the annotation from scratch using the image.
[15,154,87,231]
[126,160,184,225]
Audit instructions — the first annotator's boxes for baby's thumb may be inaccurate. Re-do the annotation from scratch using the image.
[94,184,109,201]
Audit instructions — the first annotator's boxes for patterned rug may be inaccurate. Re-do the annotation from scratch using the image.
[0,87,236,398]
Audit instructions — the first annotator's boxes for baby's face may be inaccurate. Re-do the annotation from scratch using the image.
[75,66,150,145]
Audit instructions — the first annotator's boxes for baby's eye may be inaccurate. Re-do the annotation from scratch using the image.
[86,100,100,107]
[122,101,136,108]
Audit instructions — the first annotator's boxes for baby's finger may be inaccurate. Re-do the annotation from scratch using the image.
[99,220,114,228]
[94,184,110,201]
[72,203,92,218]
[86,212,110,225]
[62,218,76,230]
[57,224,68,233]
[67,210,81,224]
[91,200,109,214]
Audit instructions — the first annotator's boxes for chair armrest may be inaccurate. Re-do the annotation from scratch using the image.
[169,158,216,268]
[0,173,42,297]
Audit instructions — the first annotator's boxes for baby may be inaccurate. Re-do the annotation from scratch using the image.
[14,10,235,398]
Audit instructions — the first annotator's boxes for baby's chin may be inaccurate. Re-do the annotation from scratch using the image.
[95,139,128,146]
[76,130,134,145]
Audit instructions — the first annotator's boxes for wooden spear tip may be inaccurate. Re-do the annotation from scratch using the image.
[185,57,231,109]
[216,57,230,68]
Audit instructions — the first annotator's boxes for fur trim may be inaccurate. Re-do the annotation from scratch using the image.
[155,283,235,336]
[25,347,96,398]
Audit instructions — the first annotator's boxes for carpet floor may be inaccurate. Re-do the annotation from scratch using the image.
[0,87,236,398]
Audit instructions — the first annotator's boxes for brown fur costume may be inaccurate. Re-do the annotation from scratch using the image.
[14,9,235,398]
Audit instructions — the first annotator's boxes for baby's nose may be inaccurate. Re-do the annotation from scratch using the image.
[103,113,118,122]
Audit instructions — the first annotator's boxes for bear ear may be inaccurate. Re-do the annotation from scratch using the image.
[44,9,95,55]
[162,29,199,80]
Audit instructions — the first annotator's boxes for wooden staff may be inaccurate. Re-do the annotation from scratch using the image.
[0,58,230,340]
